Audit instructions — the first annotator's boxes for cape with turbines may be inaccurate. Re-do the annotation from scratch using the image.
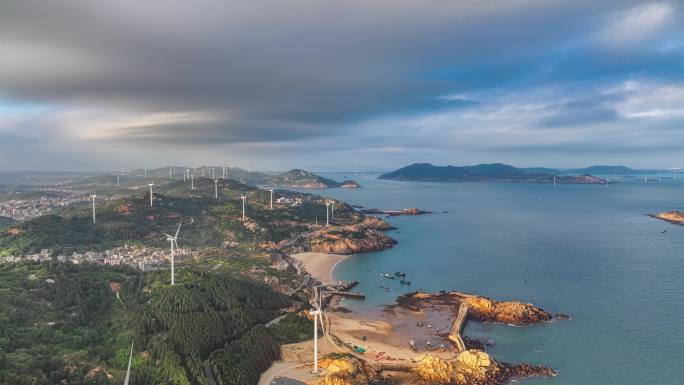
[1,162,682,385]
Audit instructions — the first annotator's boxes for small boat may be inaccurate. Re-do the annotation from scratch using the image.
[400,279,411,285]
[382,273,395,280]
[394,272,406,277]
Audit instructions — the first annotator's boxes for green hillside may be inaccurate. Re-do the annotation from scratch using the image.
[0,262,293,385]
[0,177,360,256]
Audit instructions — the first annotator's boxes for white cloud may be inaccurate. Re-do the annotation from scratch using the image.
[613,81,684,119]
[600,2,675,47]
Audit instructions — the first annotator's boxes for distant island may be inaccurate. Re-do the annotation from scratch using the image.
[379,163,606,184]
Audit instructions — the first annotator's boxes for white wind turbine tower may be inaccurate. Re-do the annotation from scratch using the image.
[214,179,219,199]
[169,166,173,180]
[190,174,195,190]
[123,341,134,385]
[553,175,556,187]
[222,165,226,179]
[163,217,194,285]
[144,168,147,180]
[268,189,274,209]
[325,201,330,227]
[241,195,247,221]
[212,167,215,179]
[90,194,97,224]
[117,171,120,188]
[148,183,154,207]
[310,285,327,374]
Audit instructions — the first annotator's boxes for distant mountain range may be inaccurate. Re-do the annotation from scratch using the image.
[379,163,607,184]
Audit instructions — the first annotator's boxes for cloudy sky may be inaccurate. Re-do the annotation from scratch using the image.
[1,0,682,171]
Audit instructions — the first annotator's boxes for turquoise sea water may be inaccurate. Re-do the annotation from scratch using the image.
[312,175,684,385]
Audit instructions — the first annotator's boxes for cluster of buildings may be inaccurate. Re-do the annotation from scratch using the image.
[276,196,303,207]
[1,244,188,271]
[0,192,89,221]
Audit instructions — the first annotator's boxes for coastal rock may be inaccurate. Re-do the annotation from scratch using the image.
[411,351,554,385]
[651,210,684,225]
[396,291,554,326]
[360,216,396,230]
[309,226,397,254]
[312,354,382,385]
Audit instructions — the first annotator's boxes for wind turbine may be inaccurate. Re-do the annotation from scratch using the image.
[190,174,195,190]
[148,183,154,207]
[211,167,215,179]
[268,188,274,209]
[310,285,327,374]
[123,341,134,385]
[117,171,120,188]
[222,165,226,179]
[553,175,556,187]
[325,201,330,227]
[144,168,147,180]
[163,217,194,285]
[214,179,219,199]
[90,194,97,224]
[241,195,247,221]
[169,166,173,180]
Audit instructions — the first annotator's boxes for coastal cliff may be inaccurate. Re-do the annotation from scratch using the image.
[651,210,684,225]
[397,291,554,325]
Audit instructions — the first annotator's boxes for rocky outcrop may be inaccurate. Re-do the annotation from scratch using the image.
[359,216,396,230]
[309,225,397,254]
[651,210,684,225]
[411,352,554,385]
[312,354,383,385]
[276,216,396,255]
[396,291,555,326]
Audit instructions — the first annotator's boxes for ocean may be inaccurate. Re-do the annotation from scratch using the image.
[313,174,684,385]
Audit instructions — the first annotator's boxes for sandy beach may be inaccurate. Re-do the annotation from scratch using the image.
[290,252,349,284]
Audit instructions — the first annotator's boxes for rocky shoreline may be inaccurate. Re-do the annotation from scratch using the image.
[651,210,684,225]
[263,213,561,385]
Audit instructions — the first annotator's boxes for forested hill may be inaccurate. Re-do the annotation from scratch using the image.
[0,262,293,385]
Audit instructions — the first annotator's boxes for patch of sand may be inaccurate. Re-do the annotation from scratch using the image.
[290,252,349,284]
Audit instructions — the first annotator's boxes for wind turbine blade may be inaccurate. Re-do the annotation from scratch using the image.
[123,341,133,385]
[162,233,173,239]
[175,220,183,238]
[318,312,326,336]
